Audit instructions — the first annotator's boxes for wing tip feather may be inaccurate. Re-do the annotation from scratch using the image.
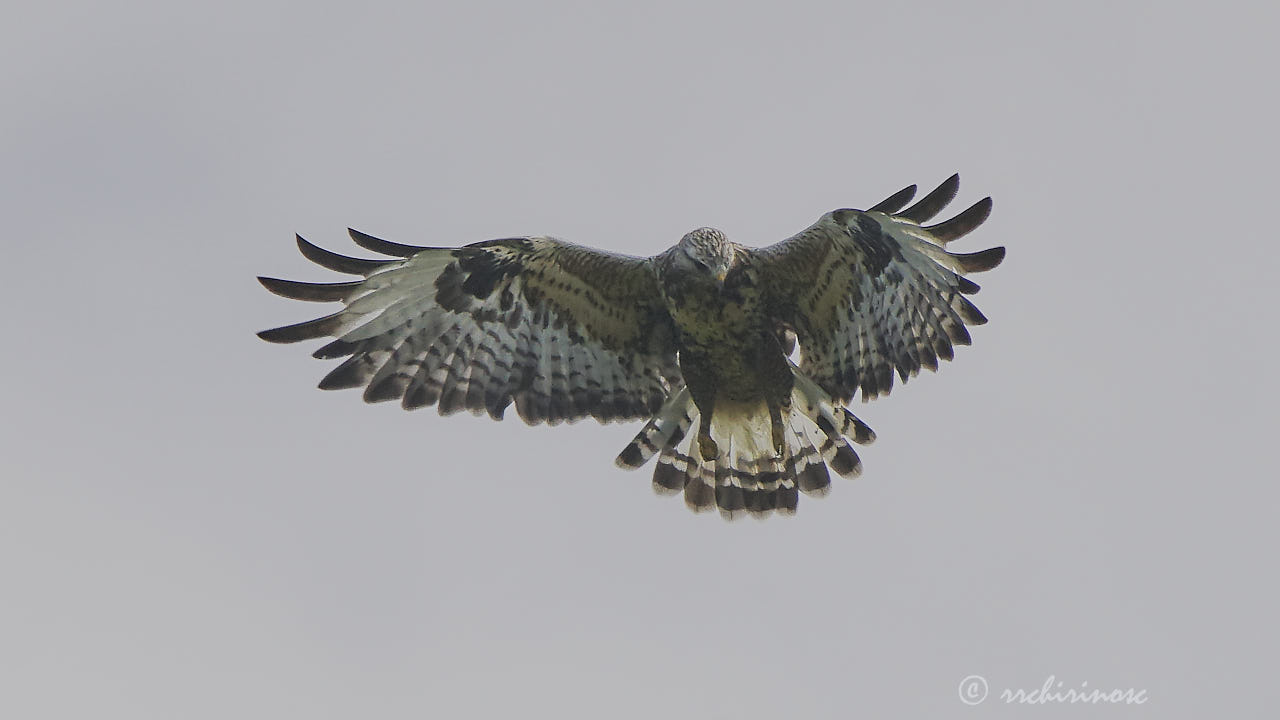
[347,227,427,257]
[954,245,1006,273]
[868,184,918,213]
[257,276,357,302]
[925,196,993,243]
[295,234,390,275]
[897,174,962,223]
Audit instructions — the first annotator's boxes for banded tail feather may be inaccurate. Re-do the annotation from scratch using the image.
[259,176,1005,521]
[616,369,875,519]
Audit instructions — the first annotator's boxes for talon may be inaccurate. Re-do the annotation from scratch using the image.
[697,432,719,460]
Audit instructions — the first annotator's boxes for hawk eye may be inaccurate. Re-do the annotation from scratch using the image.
[257,174,1003,520]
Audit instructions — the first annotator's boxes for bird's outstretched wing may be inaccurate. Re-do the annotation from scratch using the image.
[258,231,679,424]
[752,175,1005,403]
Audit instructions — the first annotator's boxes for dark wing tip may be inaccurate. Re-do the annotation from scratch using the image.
[954,245,1005,273]
[868,184,918,214]
[256,312,343,344]
[317,359,369,391]
[925,197,993,243]
[257,276,360,302]
[295,234,391,275]
[956,275,982,294]
[348,228,426,258]
[257,324,307,344]
[954,295,989,325]
[898,174,961,223]
[363,375,408,403]
[312,338,358,359]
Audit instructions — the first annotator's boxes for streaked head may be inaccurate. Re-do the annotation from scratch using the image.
[672,227,735,288]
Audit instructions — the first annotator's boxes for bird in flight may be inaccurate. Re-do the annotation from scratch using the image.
[258,175,1004,519]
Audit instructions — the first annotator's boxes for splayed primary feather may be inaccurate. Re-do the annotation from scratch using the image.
[259,176,1005,519]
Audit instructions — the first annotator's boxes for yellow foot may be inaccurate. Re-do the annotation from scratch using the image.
[697,432,719,461]
[771,421,786,457]
[769,401,788,457]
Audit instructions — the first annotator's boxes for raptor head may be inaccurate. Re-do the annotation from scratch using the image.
[669,227,736,290]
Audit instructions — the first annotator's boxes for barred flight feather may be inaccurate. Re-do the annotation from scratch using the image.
[259,175,1005,519]
[753,176,1005,404]
[258,233,678,426]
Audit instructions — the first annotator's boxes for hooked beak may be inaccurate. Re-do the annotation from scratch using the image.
[714,269,728,291]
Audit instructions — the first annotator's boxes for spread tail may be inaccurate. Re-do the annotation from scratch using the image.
[616,372,875,519]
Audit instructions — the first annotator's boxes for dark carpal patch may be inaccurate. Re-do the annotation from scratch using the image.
[849,214,899,275]
[457,247,526,300]
[433,261,471,310]
[254,175,1006,519]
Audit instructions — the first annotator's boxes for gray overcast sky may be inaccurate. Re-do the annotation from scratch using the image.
[3,1,1277,718]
